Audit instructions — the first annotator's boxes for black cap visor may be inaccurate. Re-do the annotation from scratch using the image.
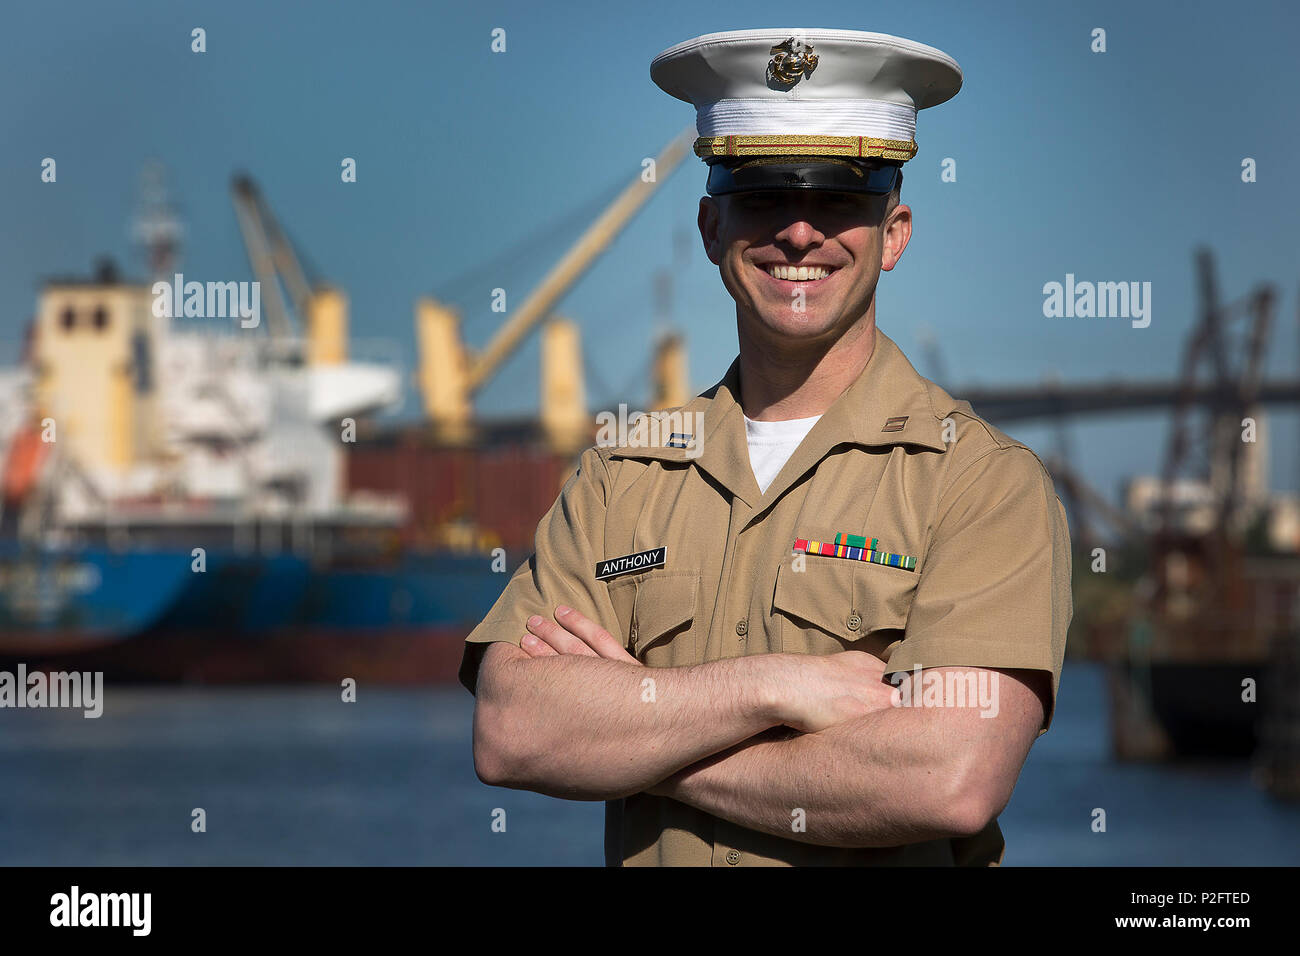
[706,156,901,197]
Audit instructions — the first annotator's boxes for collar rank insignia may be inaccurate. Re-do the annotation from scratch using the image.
[793,532,917,571]
[665,432,695,449]
[595,546,667,581]
[881,416,908,432]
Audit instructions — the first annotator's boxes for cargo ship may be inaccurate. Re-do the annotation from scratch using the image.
[0,138,693,682]
[0,255,524,683]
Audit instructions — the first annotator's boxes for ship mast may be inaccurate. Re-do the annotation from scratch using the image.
[132,160,183,282]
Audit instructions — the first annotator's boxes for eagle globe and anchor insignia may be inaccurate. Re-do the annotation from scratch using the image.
[767,37,819,87]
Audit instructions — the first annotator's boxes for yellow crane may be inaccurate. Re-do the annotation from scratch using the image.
[417,127,695,449]
[229,175,399,420]
[231,174,347,365]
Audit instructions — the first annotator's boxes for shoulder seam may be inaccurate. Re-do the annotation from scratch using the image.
[938,442,1050,504]
[595,443,612,509]
[946,403,1023,452]
[921,381,1010,455]
[924,379,965,428]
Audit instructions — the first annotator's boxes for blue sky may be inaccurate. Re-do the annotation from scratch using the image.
[2,0,1298,506]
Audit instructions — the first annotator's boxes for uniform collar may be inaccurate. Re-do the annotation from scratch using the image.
[608,326,952,508]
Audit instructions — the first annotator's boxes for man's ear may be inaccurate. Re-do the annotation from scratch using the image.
[698,196,723,266]
[880,202,912,272]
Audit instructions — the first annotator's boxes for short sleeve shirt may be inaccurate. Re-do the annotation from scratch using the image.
[459,326,1073,866]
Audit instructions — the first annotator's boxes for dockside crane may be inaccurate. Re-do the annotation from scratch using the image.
[415,127,696,450]
[1154,248,1276,631]
[229,175,399,419]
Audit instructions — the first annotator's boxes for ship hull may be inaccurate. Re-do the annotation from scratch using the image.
[1146,662,1263,756]
[0,544,506,683]
[1107,660,1263,759]
[0,625,471,683]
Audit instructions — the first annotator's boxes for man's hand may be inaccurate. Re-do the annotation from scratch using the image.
[520,605,642,665]
[777,650,897,734]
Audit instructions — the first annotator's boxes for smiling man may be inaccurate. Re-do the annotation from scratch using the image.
[459,28,1073,866]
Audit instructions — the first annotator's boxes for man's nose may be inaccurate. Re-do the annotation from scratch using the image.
[773,216,825,247]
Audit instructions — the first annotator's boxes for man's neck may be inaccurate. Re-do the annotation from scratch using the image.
[737,317,877,422]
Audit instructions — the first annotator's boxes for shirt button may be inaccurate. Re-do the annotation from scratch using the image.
[735,619,748,637]
[630,625,638,642]
[725,849,740,865]
[847,612,861,632]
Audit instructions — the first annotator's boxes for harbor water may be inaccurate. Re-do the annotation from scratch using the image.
[2,661,1298,866]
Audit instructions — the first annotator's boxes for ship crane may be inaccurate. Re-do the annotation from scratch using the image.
[1151,248,1276,632]
[415,127,695,449]
[229,175,400,421]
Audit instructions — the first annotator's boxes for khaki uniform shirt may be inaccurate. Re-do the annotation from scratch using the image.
[460,326,1073,866]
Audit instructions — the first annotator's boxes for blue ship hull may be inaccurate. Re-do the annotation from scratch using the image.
[0,544,509,681]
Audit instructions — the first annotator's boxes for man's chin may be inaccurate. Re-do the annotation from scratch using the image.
[750,310,844,341]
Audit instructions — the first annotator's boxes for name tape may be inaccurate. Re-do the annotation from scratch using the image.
[595,546,667,581]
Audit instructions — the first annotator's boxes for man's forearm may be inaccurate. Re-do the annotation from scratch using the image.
[474,645,790,800]
[652,706,985,847]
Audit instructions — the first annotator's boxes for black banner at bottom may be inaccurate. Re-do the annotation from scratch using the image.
[0,866,1284,941]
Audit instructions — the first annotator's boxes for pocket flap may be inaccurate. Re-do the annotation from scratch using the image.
[633,573,698,653]
[774,559,854,638]
[774,557,915,639]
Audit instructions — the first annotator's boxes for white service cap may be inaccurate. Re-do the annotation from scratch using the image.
[651,29,962,166]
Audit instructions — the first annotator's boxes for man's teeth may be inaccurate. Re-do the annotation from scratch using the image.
[762,264,833,280]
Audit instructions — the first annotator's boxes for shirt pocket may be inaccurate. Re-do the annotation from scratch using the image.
[774,556,917,659]
[611,571,699,667]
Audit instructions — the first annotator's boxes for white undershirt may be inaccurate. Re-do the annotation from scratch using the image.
[743,412,823,495]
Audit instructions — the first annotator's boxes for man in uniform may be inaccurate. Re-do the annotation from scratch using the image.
[459,28,1073,866]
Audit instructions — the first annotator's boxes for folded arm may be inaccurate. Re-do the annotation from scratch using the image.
[470,605,892,801]
[473,639,781,801]
[649,667,1050,847]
